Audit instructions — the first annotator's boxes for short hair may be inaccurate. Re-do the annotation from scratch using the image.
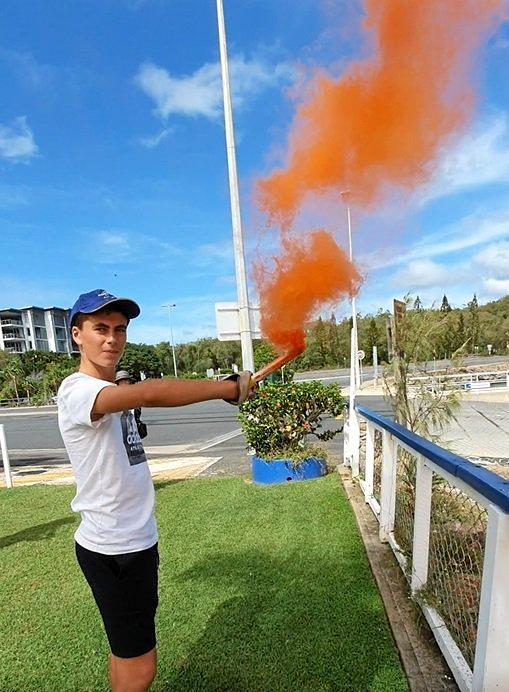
[73,306,130,330]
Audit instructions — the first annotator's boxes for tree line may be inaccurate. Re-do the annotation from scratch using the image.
[1,293,507,404]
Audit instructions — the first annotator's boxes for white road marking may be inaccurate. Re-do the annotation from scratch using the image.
[297,375,348,382]
[9,429,243,457]
[0,409,58,418]
[194,428,242,451]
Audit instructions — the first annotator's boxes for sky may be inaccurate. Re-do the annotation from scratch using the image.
[1,0,509,345]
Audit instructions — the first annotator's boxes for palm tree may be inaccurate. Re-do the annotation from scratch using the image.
[2,355,24,402]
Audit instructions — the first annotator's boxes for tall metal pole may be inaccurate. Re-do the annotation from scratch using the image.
[162,303,178,378]
[343,192,361,393]
[216,0,254,373]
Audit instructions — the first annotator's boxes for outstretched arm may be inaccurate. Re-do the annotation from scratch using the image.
[92,373,251,417]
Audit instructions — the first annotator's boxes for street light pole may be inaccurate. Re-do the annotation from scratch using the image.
[341,191,361,471]
[341,190,361,393]
[216,0,254,373]
[162,303,178,378]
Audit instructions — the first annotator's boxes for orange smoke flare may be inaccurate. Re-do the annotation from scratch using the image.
[254,230,362,361]
[252,349,301,383]
[256,0,508,226]
[252,0,506,358]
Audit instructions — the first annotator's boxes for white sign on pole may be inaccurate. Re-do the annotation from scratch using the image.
[357,349,365,361]
[215,303,261,341]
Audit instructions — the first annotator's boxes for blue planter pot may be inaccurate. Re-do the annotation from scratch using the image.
[252,455,326,485]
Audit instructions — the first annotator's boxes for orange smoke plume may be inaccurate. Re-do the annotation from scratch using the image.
[257,0,508,225]
[254,230,361,356]
[253,0,506,359]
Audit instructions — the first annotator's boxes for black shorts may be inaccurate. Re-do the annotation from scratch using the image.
[75,541,159,658]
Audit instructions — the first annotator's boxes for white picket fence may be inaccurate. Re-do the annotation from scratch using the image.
[344,405,509,691]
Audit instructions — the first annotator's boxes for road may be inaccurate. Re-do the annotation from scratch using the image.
[1,355,506,473]
[0,400,239,457]
[296,355,509,387]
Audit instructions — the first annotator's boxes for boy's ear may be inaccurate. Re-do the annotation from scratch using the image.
[71,325,81,345]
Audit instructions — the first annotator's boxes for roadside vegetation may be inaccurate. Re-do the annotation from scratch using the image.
[0,293,507,405]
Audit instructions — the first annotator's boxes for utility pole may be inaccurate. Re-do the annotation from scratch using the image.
[341,191,361,393]
[216,0,254,372]
[162,303,178,378]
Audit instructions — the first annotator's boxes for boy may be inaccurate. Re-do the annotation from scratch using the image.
[58,289,252,692]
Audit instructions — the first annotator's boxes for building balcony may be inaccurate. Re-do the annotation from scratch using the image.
[2,333,25,341]
[0,319,23,326]
[5,344,24,353]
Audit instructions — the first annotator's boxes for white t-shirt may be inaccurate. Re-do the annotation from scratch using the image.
[57,372,157,554]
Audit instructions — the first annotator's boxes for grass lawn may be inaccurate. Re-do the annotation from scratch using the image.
[0,475,408,691]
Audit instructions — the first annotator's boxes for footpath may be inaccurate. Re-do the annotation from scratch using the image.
[356,383,509,470]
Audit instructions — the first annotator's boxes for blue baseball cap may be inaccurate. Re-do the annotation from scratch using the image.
[70,289,140,327]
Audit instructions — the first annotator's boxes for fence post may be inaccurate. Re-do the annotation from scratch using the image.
[472,504,509,691]
[364,422,375,502]
[411,454,432,594]
[0,424,13,489]
[379,430,397,542]
[350,408,360,477]
[343,411,350,467]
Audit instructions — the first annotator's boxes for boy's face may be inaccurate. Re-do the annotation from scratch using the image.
[72,310,128,370]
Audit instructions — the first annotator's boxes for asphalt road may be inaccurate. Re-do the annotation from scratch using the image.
[0,400,238,452]
[1,355,506,471]
[0,398,344,475]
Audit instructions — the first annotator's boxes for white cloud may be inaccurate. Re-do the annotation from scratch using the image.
[420,115,509,203]
[482,278,509,297]
[94,231,132,263]
[472,240,509,299]
[0,48,54,89]
[0,116,39,163]
[193,240,234,267]
[392,259,468,289]
[128,296,226,345]
[474,240,509,279]
[137,127,173,148]
[134,55,294,121]
[362,212,509,272]
[90,229,182,265]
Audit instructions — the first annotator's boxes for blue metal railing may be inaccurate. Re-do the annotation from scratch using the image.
[356,404,509,513]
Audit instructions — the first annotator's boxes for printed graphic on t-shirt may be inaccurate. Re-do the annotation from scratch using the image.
[120,410,147,466]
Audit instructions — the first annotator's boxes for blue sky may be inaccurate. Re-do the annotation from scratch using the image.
[1,1,509,345]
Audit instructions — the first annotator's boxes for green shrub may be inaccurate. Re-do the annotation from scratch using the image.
[238,381,345,461]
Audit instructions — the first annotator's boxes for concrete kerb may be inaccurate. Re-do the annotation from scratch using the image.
[338,467,458,692]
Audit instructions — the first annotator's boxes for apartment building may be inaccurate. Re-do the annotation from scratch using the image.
[0,306,75,354]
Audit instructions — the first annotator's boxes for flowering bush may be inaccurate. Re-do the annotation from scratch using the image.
[238,381,345,461]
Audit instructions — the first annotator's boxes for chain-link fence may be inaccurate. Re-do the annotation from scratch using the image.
[426,482,487,669]
[373,429,382,504]
[391,450,487,668]
[393,448,416,567]
[390,448,487,668]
